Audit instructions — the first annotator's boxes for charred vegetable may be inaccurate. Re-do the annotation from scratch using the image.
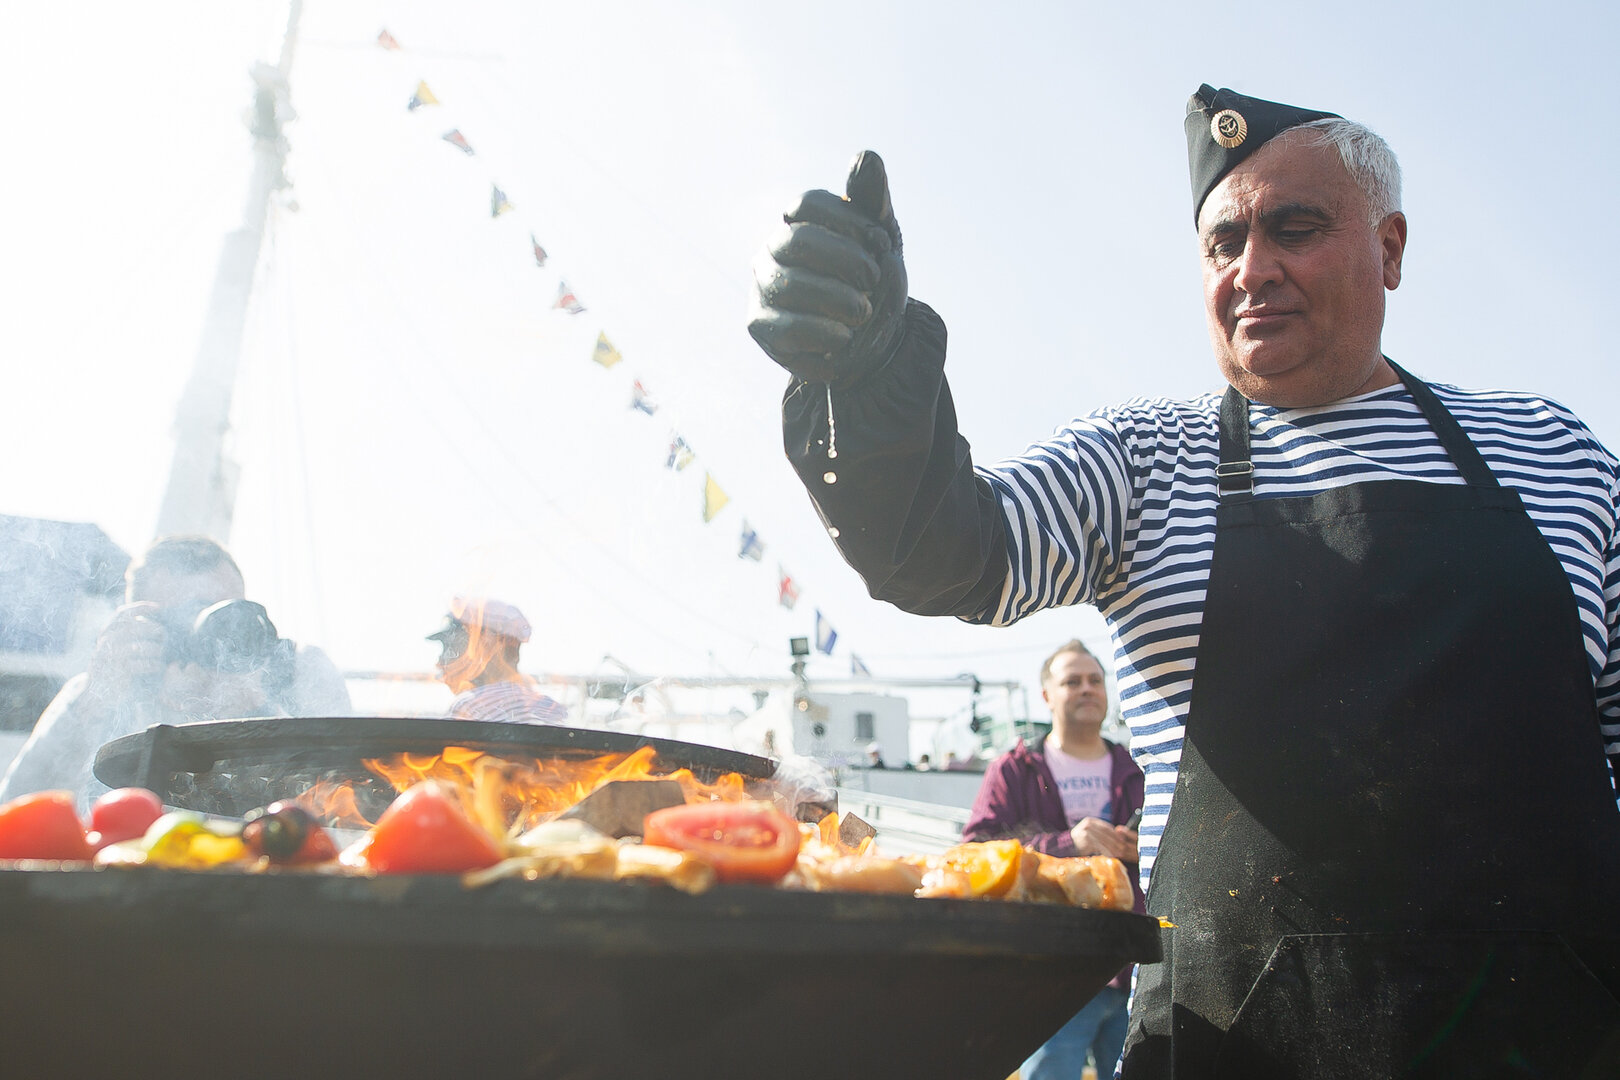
[241,802,338,865]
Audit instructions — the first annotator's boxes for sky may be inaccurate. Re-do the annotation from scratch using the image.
[3,1,1617,720]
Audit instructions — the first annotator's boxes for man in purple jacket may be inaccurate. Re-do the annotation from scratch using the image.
[964,639,1144,1079]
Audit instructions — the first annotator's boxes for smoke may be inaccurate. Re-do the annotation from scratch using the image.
[760,750,839,824]
[0,516,132,805]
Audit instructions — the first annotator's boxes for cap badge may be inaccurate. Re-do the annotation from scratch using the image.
[1211,109,1248,149]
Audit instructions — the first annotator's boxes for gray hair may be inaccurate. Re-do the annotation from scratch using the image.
[1283,117,1403,227]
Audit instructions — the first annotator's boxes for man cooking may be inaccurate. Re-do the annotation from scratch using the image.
[746,85,1620,1076]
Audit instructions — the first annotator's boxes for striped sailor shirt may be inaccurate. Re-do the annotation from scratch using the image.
[978,378,1620,893]
[449,680,570,726]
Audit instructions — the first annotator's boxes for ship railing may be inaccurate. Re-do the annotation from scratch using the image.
[833,787,970,855]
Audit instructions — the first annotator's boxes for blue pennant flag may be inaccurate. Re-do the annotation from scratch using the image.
[738,521,765,562]
[814,610,838,655]
[850,654,871,677]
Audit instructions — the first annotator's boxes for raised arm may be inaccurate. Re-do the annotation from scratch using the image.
[748,152,1009,619]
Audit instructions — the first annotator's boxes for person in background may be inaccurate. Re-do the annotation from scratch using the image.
[863,741,888,769]
[428,596,568,725]
[965,640,1144,1079]
[915,753,933,771]
[0,535,352,807]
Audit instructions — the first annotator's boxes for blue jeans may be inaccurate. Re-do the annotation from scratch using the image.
[1022,985,1130,1079]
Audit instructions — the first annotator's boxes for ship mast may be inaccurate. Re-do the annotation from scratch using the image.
[154,0,303,542]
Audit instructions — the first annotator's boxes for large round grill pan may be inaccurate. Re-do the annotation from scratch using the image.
[0,867,1162,1079]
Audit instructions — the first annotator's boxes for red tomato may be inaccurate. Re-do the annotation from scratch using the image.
[349,781,503,874]
[87,788,165,849]
[642,801,801,885]
[0,791,94,862]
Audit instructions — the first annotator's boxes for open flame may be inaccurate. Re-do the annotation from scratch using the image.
[295,744,749,838]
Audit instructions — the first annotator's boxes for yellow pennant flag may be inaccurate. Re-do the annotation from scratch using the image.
[592,332,623,369]
[702,473,730,522]
[408,81,439,110]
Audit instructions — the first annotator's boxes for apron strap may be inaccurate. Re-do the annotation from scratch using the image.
[1217,385,1255,494]
[1388,360,1501,489]
[1216,359,1502,497]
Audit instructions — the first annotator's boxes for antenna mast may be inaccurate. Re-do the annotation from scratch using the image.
[154,0,303,542]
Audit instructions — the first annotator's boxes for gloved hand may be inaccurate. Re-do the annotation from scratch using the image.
[747,150,908,387]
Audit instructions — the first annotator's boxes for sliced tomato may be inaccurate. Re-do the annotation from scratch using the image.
[346,781,503,875]
[0,790,94,862]
[642,800,800,885]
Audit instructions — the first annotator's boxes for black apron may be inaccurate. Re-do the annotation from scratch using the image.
[1120,363,1620,1079]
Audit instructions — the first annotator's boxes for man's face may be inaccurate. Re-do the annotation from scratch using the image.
[432,623,518,695]
[431,622,475,692]
[1042,650,1108,739]
[1198,135,1407,408]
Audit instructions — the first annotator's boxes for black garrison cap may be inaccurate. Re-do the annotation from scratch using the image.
[1185,84,1339,226]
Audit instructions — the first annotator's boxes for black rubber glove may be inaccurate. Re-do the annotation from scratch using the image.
[747,150,908,388]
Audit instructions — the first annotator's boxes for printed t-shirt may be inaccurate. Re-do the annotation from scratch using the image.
[1043,735,1113,826]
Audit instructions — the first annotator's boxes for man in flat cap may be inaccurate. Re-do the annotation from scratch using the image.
[747,86,1620,1076]
[428,596,568,726]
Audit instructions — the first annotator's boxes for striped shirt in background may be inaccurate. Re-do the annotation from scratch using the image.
[979,378,1620,894]
[449,680,569,726]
